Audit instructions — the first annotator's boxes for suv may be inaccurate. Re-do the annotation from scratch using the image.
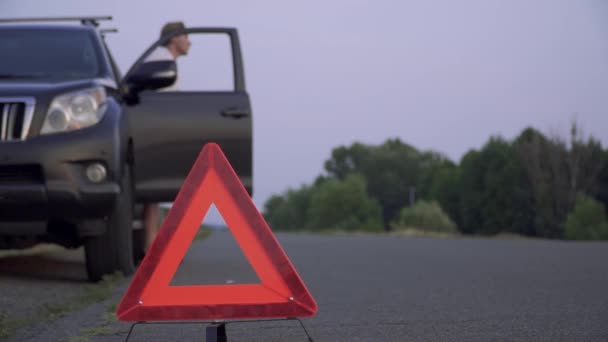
[0,17,253,281]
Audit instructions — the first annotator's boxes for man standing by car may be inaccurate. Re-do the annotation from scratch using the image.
[142,21,192,251]
[145,21,191,89]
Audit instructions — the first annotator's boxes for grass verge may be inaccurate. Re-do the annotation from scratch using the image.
[195,226,213,241]
[0,272,125,340]
[390,228,460,239]
[67,302,126,342]
[275,227,540,241]
[0,244,64,258]
[0,312,9,340]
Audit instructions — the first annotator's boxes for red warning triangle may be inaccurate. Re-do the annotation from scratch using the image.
[116,143,317,321]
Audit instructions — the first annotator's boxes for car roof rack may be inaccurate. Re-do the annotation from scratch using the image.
[0,16,112,27]
[100,28,118,38]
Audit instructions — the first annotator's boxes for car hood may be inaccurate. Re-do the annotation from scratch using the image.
[0,78,116,98]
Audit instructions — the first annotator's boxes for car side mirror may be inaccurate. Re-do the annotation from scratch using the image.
[125,60,177,92]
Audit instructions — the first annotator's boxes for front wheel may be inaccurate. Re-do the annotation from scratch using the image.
[84,165,135,282]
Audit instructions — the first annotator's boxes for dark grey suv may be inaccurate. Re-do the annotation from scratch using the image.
[0,17,253,281]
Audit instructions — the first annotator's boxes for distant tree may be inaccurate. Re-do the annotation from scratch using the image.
[457,149,485,234]
[306,174,383,231]
[324,142,371,180]
[416,151,456,200]
[263,195,286,223]
[455,137,535,235]
[479,137,535,235]
[429,164,462,228]
[324,138,451,230]
[567,124,606,200]
[517,124,606,238]
[597,149,608,211]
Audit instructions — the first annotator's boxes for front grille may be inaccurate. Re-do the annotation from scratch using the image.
[0,165,43,184]
[0,98,35,141]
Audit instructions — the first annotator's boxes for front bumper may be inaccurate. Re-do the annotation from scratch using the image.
[0,118,122,222]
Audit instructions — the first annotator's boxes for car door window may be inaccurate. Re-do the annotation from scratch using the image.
[177,34,234,92]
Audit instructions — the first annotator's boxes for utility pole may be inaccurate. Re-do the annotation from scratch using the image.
[408,186,416,206]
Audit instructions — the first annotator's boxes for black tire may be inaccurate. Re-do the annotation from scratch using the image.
[85,165,135,282]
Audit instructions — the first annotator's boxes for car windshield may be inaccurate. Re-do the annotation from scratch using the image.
[0,28,102,81]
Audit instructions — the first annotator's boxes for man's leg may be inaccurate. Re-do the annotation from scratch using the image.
[143,203,161,251]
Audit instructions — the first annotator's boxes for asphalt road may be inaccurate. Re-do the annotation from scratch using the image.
[2,231,608,342]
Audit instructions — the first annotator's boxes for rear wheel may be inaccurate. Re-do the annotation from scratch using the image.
[85,165,135,282]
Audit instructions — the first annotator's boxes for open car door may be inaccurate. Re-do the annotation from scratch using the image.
[122,27,252,202]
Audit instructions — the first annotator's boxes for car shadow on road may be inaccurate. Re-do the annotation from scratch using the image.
[0,246,88,282]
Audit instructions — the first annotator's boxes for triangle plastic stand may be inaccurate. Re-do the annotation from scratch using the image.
[116,143,317,321]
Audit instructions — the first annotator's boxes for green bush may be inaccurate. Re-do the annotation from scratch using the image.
[564,194,608,240]
[391,200,458,233]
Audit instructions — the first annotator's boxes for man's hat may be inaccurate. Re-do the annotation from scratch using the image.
[160,21,186,38]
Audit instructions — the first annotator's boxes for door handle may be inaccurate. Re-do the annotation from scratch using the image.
[221,108,250,119]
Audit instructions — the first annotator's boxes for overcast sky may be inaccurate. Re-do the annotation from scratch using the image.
[2,0,607,213]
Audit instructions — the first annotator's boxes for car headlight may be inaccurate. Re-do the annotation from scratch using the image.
[40,87,107,135]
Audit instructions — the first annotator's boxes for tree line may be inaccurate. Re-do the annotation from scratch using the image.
[263,124,608,240]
